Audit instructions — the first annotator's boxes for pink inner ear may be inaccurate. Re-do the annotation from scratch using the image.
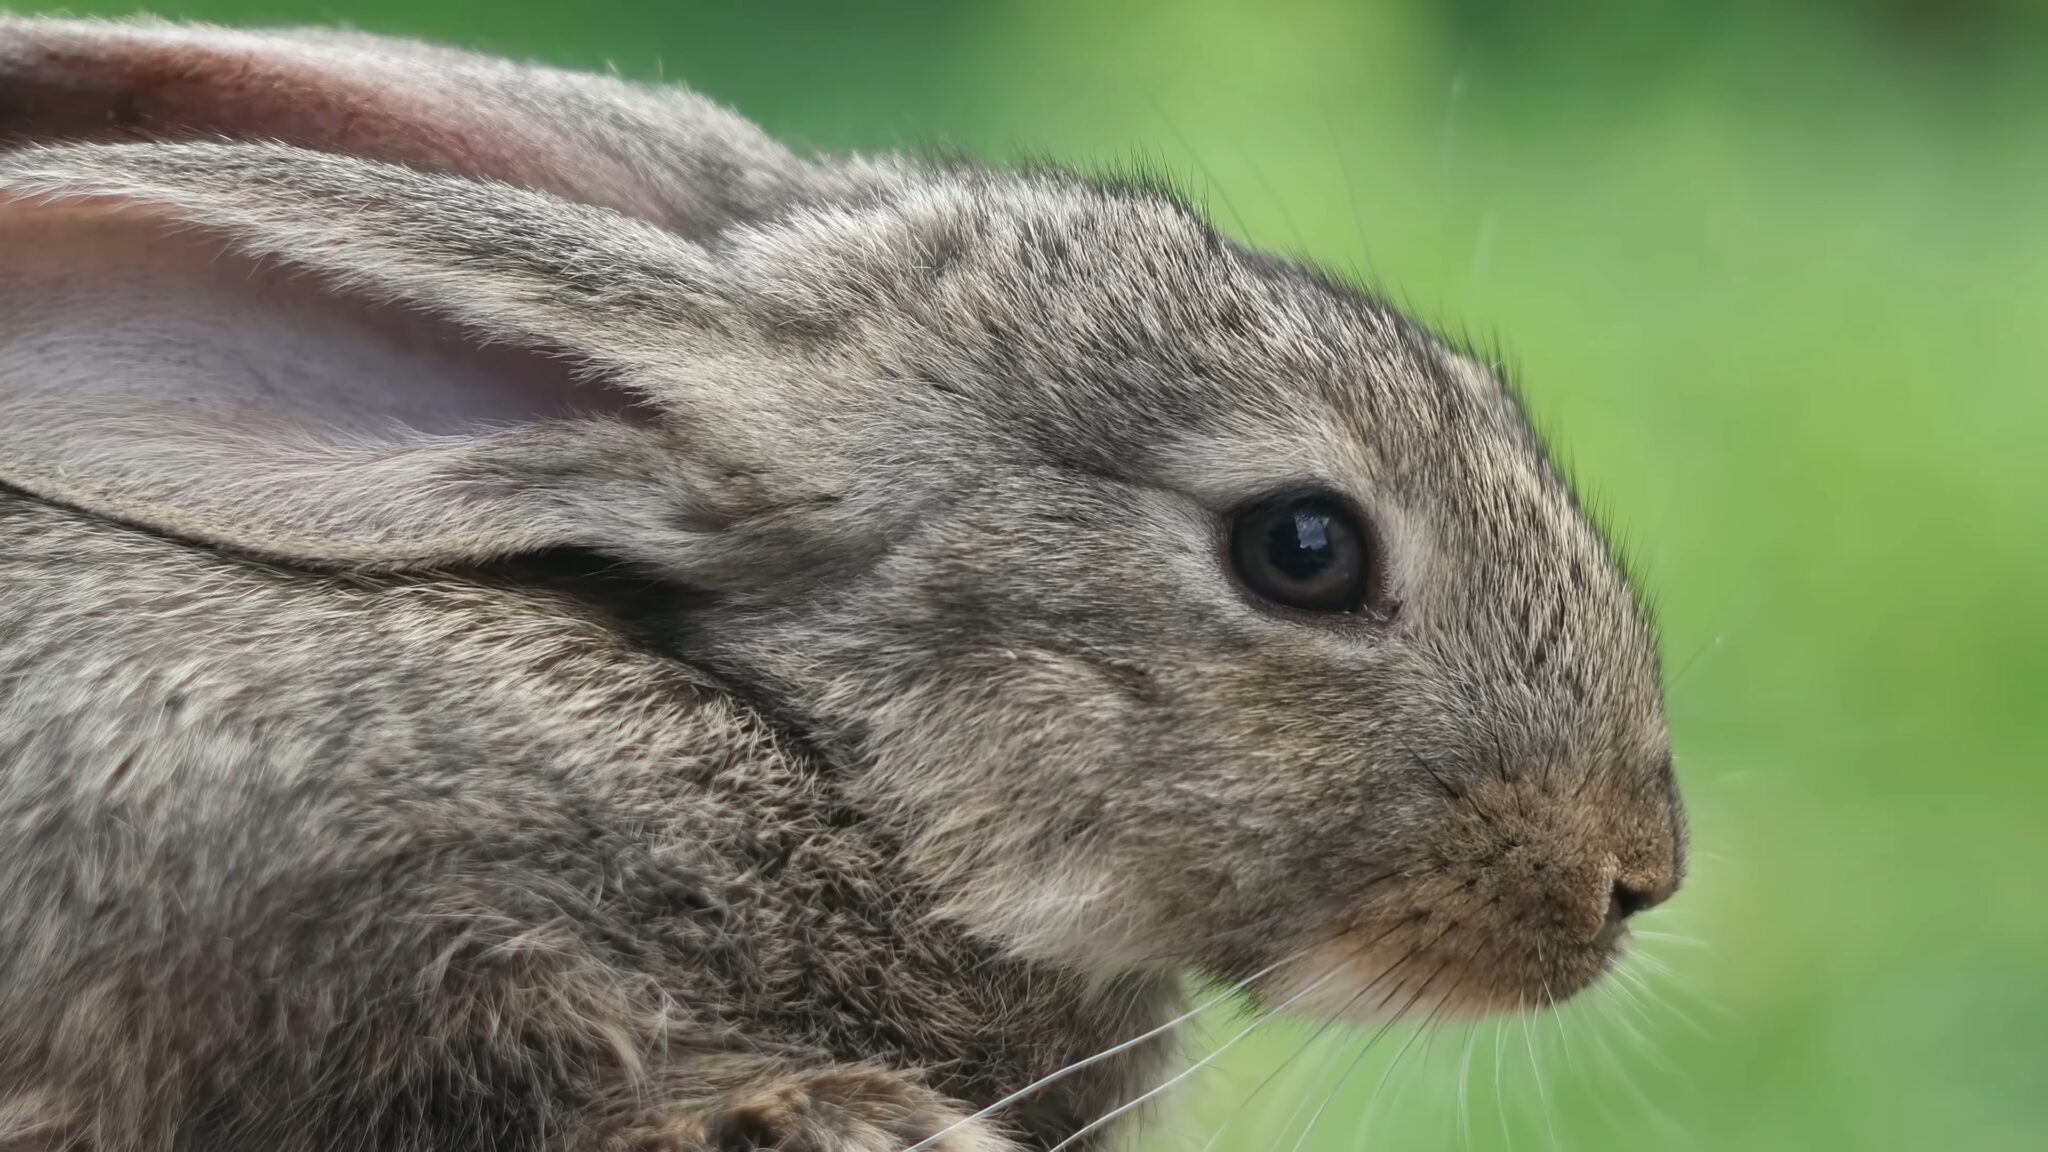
[0,191,657,565]
[0,195,642,438]
[0,24,719,565]
[0,24,677,223]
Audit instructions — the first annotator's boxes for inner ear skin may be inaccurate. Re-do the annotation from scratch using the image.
[0,19,835,233]
[0,189,691,569]
[0,203,641,427]
[0,28,660,219]
[0,69,151,145]
[0,38,467,157]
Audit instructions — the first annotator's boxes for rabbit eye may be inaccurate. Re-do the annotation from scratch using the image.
[1228,493,1383,616]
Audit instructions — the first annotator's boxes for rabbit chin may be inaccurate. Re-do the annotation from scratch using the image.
[1263,922,1622,1024]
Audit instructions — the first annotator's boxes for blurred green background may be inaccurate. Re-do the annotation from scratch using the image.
[16,0,2044,1148]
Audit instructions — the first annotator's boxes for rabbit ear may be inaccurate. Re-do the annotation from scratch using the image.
[0,140,854,577]
[0,17,824,233]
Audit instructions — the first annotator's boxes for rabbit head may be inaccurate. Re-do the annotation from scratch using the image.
[0,20,1683,1023]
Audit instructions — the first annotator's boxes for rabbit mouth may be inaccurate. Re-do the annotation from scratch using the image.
[1261,911,1621,1025]
[1257,773,1681,1022]
[1259,915,1660,1026]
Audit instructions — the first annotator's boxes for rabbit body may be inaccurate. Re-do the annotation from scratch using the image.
[0,496,1169,1151]
[0,17,1686,1152]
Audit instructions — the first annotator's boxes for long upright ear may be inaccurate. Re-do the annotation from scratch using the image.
[0,140,858,578]
[0,17,833,234]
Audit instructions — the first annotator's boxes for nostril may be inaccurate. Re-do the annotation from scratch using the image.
[1605,880,1661,928]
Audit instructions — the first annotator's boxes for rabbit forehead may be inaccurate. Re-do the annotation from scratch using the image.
[745,170,1497,475]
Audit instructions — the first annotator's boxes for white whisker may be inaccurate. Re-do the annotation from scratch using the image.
[1606,965,1667,1033]
[1353,986,1459,1152]
[1042,935,1391,1152]
[1202,927,1427,1152]
[1260,1023,1363,1152]
[1520,997,1558,1151]
[1590,987,1691,1145]
[1455,1022,1478,1151]
[1201,1029,1311,1152]
[1596,981,1672,1074]
[1241,960,1414,1152]
[1493,1017,1513,1152]
[1630,927,1710,952]
[1547,982,1579,1085]
[1257,931,1448,1152]
[1616,959,1707,1039]
[1283,954,1453,1152]
[900,948,1303,1152]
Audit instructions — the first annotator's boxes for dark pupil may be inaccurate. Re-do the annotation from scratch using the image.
[1230,494,1372,615]
[1268,509,1336,581]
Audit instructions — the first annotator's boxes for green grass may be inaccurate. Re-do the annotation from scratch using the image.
[12,1,2045,1147]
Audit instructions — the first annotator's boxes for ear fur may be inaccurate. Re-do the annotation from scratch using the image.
[0,16,832,234]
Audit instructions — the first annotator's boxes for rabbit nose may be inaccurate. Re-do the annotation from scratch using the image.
[1604,879,1666,930]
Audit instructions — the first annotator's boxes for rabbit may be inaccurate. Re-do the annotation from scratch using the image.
[0,16,1687,1152]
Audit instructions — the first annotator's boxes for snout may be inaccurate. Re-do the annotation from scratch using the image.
[1465,764,1685,996]
[1269,765,1686,1023]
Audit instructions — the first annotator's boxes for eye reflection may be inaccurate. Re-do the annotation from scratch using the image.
[1229,493,1379,615]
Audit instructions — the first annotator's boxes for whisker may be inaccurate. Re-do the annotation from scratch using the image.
[1401,736,1500,827]
[1410,992,1450,1113]
[1255,1027,1352,1152]
[1282,942,1465,1152]
[1227,927,1449,1152]
[1463,208,1501,323]
[1437,64,1467,190]
[1455,1022,1478,1151]
[1548,982,1579,1082]
[1216,957,1407,1152]
[1353,948,1485,1152]
[1625,949,1680,981]
[1520,997,1559,1151]
[1195,1015,1354,1152]
[1615,961,1708,1040]
[1588,989,1692,1145]
[900,946,1306,1152]
[1241,1001,1375,1152]
[1041,930,1402,1152]
[1630,949,1728,1024]
[1349,1004,1442,1152]
[1595,982,1673,1075]
[1605,965,1661,1027]
[1492,1017,1513,1152]
[1577,996,1629,1140]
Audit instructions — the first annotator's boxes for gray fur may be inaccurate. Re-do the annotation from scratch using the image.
[0,18,1685,1152]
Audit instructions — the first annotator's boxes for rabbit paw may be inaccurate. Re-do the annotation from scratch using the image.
[621,1066,1018,1152]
